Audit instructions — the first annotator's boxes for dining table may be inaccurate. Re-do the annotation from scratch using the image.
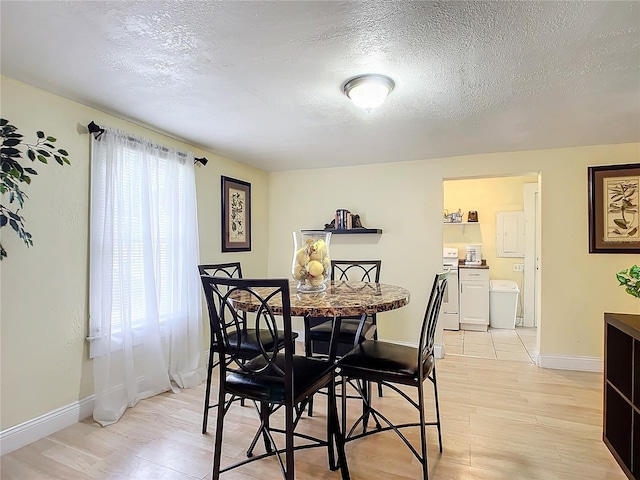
[229,279,411,319]
[229,279,411,369]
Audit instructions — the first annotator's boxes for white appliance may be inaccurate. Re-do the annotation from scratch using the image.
[465,244,483,265]
[440,247,460,330]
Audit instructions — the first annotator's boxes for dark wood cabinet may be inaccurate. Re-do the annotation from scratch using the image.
[604,312,640,479]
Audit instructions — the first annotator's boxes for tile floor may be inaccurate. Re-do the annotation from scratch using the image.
[443,326,537,363]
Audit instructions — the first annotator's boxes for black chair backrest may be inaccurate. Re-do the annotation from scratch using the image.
[331,260,381,283]
[200,276,293,378]
[198,262,243,279]
[418,272,448,363]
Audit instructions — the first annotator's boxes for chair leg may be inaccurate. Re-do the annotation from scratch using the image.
[261,401,273,454]
[330,375,350,479]
[341,374,348,438]
[326,376,337,470]
[308,395,315,417]
[212,385,226,480]
[362,380,370,433]
[372,327,384,398]
[285,402,295,480]
[417,382,429,480]
[432,366,443,453]
[202,349,217,434]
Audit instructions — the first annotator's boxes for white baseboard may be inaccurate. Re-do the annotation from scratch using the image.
[0,395,95,456]
[537,354,603,372]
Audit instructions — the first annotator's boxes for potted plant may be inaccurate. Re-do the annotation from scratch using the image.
[0,118,70,259]
[616,265,640,299]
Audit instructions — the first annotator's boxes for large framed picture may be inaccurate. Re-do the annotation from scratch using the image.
[588,163,640,254]
[221,176,251,252]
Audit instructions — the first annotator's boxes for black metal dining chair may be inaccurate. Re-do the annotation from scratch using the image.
[338,271,448,480]
[198,263,298,434]
[304,260,382,416]
[200,275,349,480]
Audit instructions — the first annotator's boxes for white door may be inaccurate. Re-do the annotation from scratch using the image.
[523,182,540,327]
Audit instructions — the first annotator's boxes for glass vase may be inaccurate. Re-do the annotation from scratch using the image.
[291,230,332,293]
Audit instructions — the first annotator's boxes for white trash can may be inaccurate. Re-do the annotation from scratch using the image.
[489,280,519,329]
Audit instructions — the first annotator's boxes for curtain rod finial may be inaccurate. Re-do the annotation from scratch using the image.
[195,157,208,166]
[88,121,105,139]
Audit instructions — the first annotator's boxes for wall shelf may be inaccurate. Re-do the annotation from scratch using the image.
[443,222,480,233]
[301,228,382,235]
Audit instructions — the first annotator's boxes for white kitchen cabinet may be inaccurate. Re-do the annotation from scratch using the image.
[459,267,489,331]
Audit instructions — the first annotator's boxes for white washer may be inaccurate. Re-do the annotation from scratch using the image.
[489,280,520,329]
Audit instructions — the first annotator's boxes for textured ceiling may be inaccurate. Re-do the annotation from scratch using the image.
[1,1,639,171]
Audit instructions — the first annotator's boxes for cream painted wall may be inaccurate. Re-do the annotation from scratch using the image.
[2,74,638,434]
[268,145,640,360]
[444,175,539,318]
[0,76,269,430]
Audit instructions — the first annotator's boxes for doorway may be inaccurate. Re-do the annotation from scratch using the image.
[441,174,541,364]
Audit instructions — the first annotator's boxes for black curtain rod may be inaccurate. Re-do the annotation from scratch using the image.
[87,121,208,166]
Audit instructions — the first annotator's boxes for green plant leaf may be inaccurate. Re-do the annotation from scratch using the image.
[1,119,70,259]
[2,138,20,147]
[626,287,640,298]
[1,147,21,157]
[57,149,68,156]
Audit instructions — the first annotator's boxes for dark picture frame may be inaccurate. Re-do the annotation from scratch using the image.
[221,176,251,252]
[588,163,640,254]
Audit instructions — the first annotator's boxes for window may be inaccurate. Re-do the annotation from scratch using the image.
[89,129,201,358]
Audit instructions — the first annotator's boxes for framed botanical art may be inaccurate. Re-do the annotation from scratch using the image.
[221,176,251,252]
[588,163,640,253]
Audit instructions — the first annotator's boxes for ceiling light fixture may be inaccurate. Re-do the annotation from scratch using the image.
[342,74,395,113]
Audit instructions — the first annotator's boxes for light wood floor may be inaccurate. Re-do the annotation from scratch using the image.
[1,353,625,480]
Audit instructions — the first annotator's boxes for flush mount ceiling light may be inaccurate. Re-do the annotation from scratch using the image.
[342,74,395,113]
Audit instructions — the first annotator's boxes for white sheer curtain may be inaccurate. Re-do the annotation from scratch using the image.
[89,127,203,426]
